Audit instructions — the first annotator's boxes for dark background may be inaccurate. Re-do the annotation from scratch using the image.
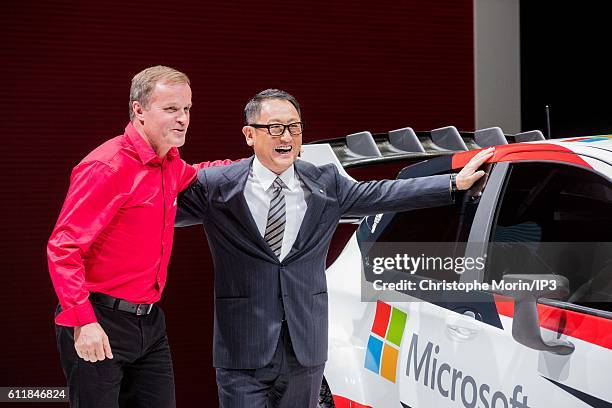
[1,1,474,405]
[1,0,609,406]
[521,1,612,137]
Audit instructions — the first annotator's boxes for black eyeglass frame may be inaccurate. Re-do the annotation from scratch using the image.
[248,122,304,137]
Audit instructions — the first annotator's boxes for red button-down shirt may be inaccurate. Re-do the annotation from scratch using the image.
[48,123,231,327]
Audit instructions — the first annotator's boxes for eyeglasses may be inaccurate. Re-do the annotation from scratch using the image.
[249,122,304,137]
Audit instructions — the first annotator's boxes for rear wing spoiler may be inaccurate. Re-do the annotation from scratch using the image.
[301,125,544,170]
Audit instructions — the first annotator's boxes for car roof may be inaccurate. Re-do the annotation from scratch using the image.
[535,135,612,152]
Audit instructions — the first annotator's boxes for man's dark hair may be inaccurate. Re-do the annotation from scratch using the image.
[244,89,301,124]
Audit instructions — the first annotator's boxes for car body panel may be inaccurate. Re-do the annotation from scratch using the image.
[322,135,612,408]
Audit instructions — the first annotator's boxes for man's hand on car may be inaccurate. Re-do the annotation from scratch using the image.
[456,147,495,190]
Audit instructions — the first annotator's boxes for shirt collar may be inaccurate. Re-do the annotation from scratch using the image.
[252,156,298,192]
[124,122,179,165]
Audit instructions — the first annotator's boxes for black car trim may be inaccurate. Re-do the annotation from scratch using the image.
[542,376,612,408]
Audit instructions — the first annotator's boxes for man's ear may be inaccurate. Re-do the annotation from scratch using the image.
[242,126,254,147]
[133,101,145,122]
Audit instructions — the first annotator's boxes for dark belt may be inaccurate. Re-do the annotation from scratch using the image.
[90,292,154,316]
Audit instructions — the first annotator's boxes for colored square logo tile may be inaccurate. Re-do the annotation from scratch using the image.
[380,343,400,382]
[364,335,383,374]
[371,301,391,338]
[386,307,407,347]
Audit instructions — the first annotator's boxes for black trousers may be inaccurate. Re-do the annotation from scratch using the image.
[55,303,175,408]
[215,323,325,408]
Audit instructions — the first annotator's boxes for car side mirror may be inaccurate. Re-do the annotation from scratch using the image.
[497,274,575,355]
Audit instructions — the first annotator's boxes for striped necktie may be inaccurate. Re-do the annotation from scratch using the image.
[264,177,287,258]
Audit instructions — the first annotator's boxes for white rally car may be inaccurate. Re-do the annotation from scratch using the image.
[303,127,612,408]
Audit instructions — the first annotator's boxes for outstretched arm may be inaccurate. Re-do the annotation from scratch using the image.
[335,147,494,217]
[177,158,235,192]
[176,169,210,227]
[335,168,453,217]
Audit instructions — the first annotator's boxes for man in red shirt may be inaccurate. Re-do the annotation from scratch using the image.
[47,66,230,407]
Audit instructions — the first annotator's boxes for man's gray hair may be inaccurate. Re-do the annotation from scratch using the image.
[129,65,190,120]
[244,89,301,124]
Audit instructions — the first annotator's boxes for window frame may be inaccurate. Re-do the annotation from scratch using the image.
[474,159,612,319]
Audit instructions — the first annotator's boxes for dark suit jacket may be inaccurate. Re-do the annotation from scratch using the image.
[176,156,451,369]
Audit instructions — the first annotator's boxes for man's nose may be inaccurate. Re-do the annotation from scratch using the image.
[280,128,292,142]
[177,110,188,124]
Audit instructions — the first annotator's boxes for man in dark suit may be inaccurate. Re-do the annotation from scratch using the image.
[176,89,493,407]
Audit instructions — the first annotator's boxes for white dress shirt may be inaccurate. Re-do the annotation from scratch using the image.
[244,157,308,261]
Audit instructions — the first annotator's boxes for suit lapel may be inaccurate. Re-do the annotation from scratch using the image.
[217,157,277,260]
[284,160,327,262]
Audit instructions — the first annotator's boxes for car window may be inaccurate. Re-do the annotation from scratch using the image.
[373,184,476,243]
[485,162,612,313]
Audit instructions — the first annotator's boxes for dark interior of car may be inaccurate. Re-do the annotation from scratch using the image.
[490,162,612,312]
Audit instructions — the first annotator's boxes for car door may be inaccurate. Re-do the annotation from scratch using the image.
[375,159,612,407]
[353,157,503,408]
[402,159,612,408]
[326,155,492,407]
[386,162,515,408]
[469,160,612,407]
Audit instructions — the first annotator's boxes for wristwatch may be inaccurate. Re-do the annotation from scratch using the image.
[450,173,458,201]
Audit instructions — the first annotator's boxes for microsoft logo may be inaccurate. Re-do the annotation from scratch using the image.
[364,301,407,383]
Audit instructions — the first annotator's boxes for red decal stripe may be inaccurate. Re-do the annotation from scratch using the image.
[371,301,391,338]
[494,295,612,350]
[451,143,592,170]
[333,394,373,408]
[563,137,592,142]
